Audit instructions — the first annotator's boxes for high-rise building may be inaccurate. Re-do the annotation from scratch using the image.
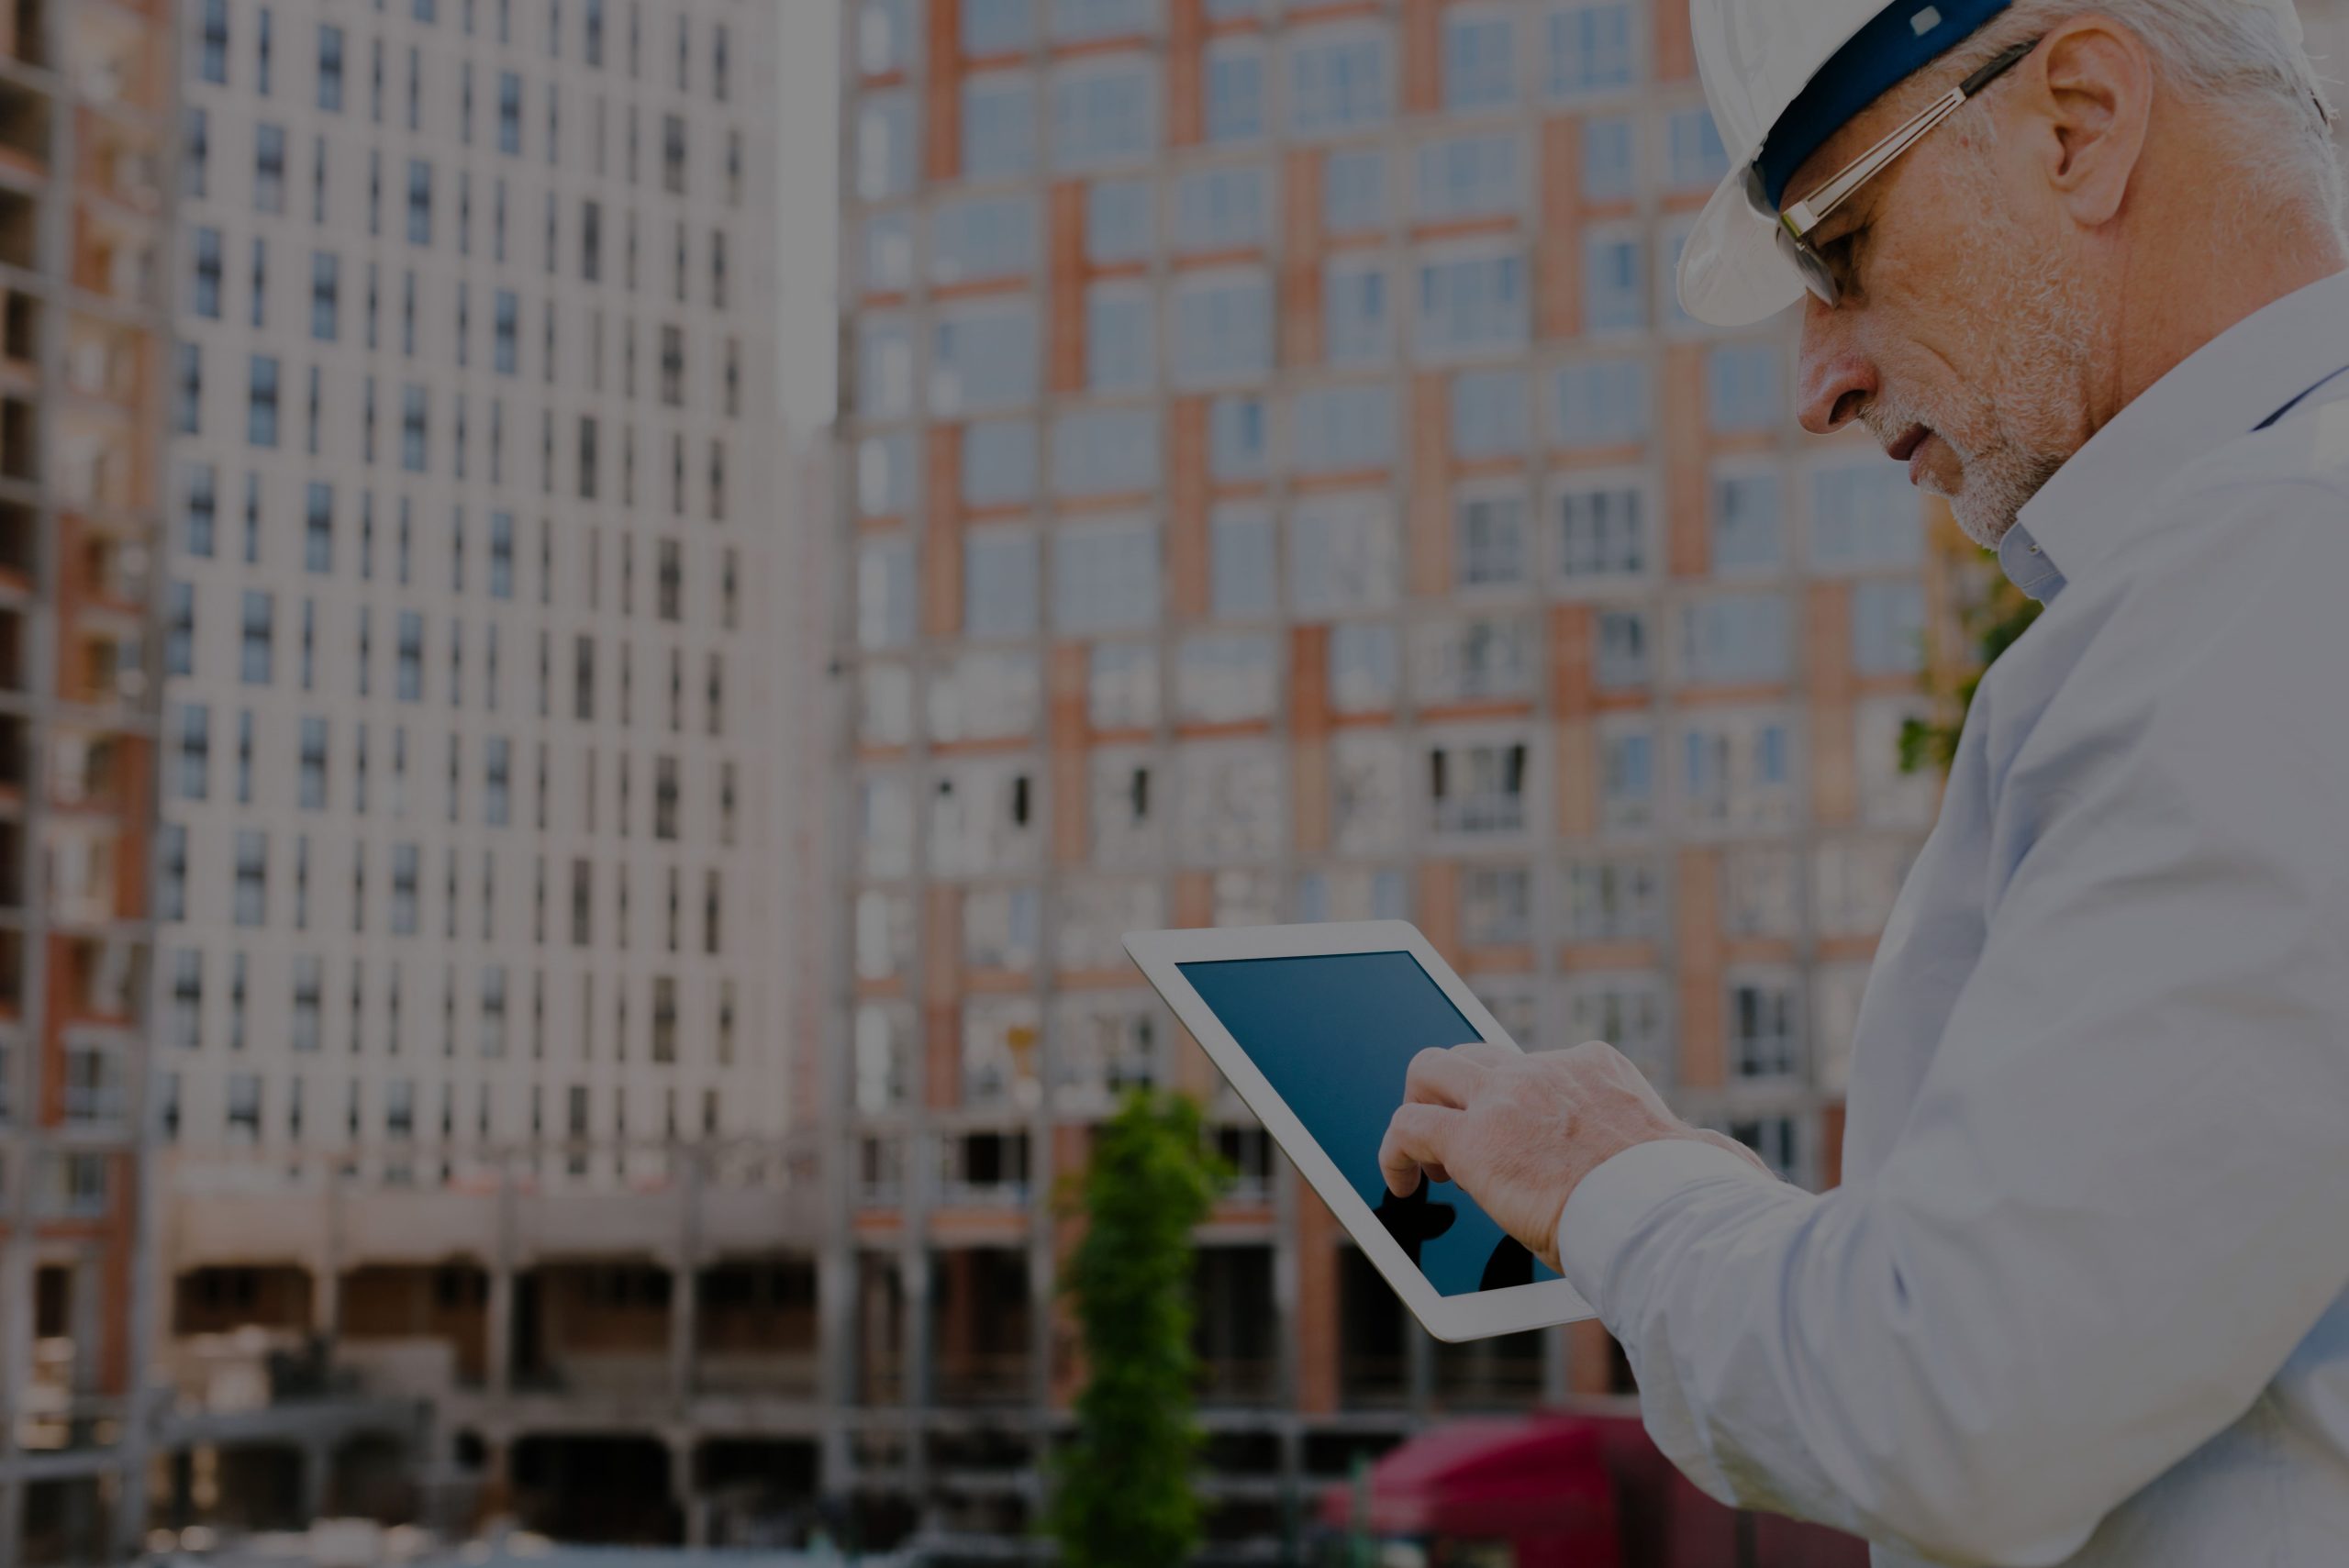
[829,0,1973,1553]
[0,0,173,1558]
[150,0,806,1542]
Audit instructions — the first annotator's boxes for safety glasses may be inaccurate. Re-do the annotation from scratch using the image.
[1759,36,2043,308]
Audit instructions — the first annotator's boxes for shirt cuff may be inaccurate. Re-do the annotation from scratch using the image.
[1557,1139,1778,1311]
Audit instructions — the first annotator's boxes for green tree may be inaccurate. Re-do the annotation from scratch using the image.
[1898,570,2043,777]
[1048,1090,1229,1568]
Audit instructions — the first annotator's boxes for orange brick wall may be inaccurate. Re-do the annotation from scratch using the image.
[1675,850,1725,1089]
[1167,0,1207,147]
[1293,1182,1341,1416]
[1048,644,1090,864]
[1167,397,1211,621]
[922,0,963,182]
[1808,581,1858,825]
[1663,345,1710,578]
[921,425,965,639]
[1539,117,1586,340]
[924,886,964,1108]
[1048,183,1088,394]
[1280,149,1327,367]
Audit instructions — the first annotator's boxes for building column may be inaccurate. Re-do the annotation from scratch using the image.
[668,1147,703,1408]
[667,1434,703,1548]
[299,1437,334,1525]
[484,1267,515,1400]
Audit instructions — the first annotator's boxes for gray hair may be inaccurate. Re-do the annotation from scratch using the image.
[1943,1,2346,235]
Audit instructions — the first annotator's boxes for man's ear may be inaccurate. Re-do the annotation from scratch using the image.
[2023,17,2154,227]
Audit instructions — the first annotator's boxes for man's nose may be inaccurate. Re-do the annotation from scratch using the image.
[1797,305,1877,436]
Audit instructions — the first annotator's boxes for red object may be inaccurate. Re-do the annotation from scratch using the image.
[1318,1407,1874,1568]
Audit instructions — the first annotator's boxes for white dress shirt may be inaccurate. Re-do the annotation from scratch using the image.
[1556,268,2349,1568]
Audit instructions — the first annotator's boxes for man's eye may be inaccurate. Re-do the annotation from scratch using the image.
[1821,228,1865,287]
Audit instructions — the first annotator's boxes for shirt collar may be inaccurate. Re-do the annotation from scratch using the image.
[1999,267,2349,602]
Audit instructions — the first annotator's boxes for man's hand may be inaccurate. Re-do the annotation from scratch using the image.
[1377,1040,1770,1273]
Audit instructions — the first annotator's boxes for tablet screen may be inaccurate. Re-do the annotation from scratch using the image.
[1178,951,1559,1299]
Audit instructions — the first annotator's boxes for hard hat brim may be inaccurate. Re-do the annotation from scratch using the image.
[1677,165,1809,328]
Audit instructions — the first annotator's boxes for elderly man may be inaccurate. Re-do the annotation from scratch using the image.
[1378,1,2349,1563]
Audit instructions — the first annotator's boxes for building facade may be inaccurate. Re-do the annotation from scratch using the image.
[0,0,173,1556]
[829,0,1977,1554]
[151,0,806,1544]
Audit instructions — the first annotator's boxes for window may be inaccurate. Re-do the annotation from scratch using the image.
[1666,106,1729,191]
[1452,369,1529,459]
[239,590,274,684]
[964,0,1034,55]
[1052,406,1158,495]
[1443,11,1517,110]
[170,951,204,1051]
[863,212,914,293]
[1415,616,1536,705]
[965,529,1041,639]
[192,228,223,318]
[1416,135,1520,222]
[1323,257,1390,368]
[201,0,230,82]
[493,290,518,373]
[1329,622,1401,713]
[941,423,1034,514]
[1681,715,1793,828]
[1709,343,1784,433]
[1455,494,1529,588]
[1052,0,1154,41]
[1053,517,1160,633]
[1596,608,1650,688]
[1293,384,1394,475]
[1177,633,1276,724]
[1052,61,1155,169]
[1289,495,1397,614]
[1085,284,1155,393]
[498,71,524,154]
[663,114,687,192]
[1208,397,1267,481]
[308,250,340,340]
[1679,593,1791,684]
[168,581,196,675]
[393,843,421,933]
[397,611,425,700]
[1712,471,1784,572]
[1088,643,1159,730]
[1461,863,1531,945]
[1429,740,1529,836]
[305,482,334,572]
[1548,0,1635,97]
[1730,978,1799,1079]
[247,356,282,447]
[1289,28,1390,135]
[1173,166,1269,254]
[1564,853,1661,940]
[930,302,1038,414]
[1417,251,1528,359]
[933,195,1037,283]
[176,705,211,800]
[1204,39,1264,143]
[1810,463,1924,570]
[1171,272,1272,389]
[255,123,287,212]
[1324,149,1386,234]
[490,512,515,598]
[406,159,432,245]
[858,537,917,651]
[1553,359,1648,449]
[401,384,429,472]
[1852,580,1927,674]
[1085,180,1152,262]
[1583,114,1636,202]
[1556,481,1647,583]
[176,343,203,435]
[1581,228,1645,331]
[234,830,269,927]
[856,90,917,200]
[299,717,328,807]
[1210,506,1276,620]
[1569,974,1668,1081]
[963,74,1037,179]
[1600,724,1655,829]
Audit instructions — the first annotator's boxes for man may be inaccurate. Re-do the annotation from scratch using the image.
[1378,1,2349,1563]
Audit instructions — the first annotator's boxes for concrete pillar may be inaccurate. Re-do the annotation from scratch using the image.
[667,1435,702,1548]
[484,1268,515,1400]
[0,1234,34,1568]
[299,1438,333,1525]
[668,1146,703,1408]
[312,1264,342,1340]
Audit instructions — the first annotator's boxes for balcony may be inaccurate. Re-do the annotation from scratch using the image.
[0,79,44,181]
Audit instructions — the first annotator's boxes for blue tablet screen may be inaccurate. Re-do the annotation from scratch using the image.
[1178,951,1558,1298]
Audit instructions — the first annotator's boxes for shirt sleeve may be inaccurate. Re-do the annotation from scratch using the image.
[1557,510,2349,1566]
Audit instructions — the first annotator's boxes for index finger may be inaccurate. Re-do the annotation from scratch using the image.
[1380,1102,1461,1196]
[1404,1043,1508,1108]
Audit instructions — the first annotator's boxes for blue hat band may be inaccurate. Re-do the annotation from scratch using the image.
[1755,0,2013,208]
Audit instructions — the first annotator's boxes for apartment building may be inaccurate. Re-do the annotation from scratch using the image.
[150,0,808,1544]
[829,0,1980,1555]
[0,0,173,1558]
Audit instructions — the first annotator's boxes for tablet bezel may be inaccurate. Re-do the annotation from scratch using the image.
[1124,919,1595,1343]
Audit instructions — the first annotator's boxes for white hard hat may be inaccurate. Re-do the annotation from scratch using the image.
[1677,0,2313,326]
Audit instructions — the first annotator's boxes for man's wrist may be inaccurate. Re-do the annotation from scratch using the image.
[1556,1138,1780,1310]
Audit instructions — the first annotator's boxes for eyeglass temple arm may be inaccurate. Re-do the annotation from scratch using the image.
[1783,37,2043,238]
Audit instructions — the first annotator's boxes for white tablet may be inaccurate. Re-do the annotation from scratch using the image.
[1124,920,1594,1342]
